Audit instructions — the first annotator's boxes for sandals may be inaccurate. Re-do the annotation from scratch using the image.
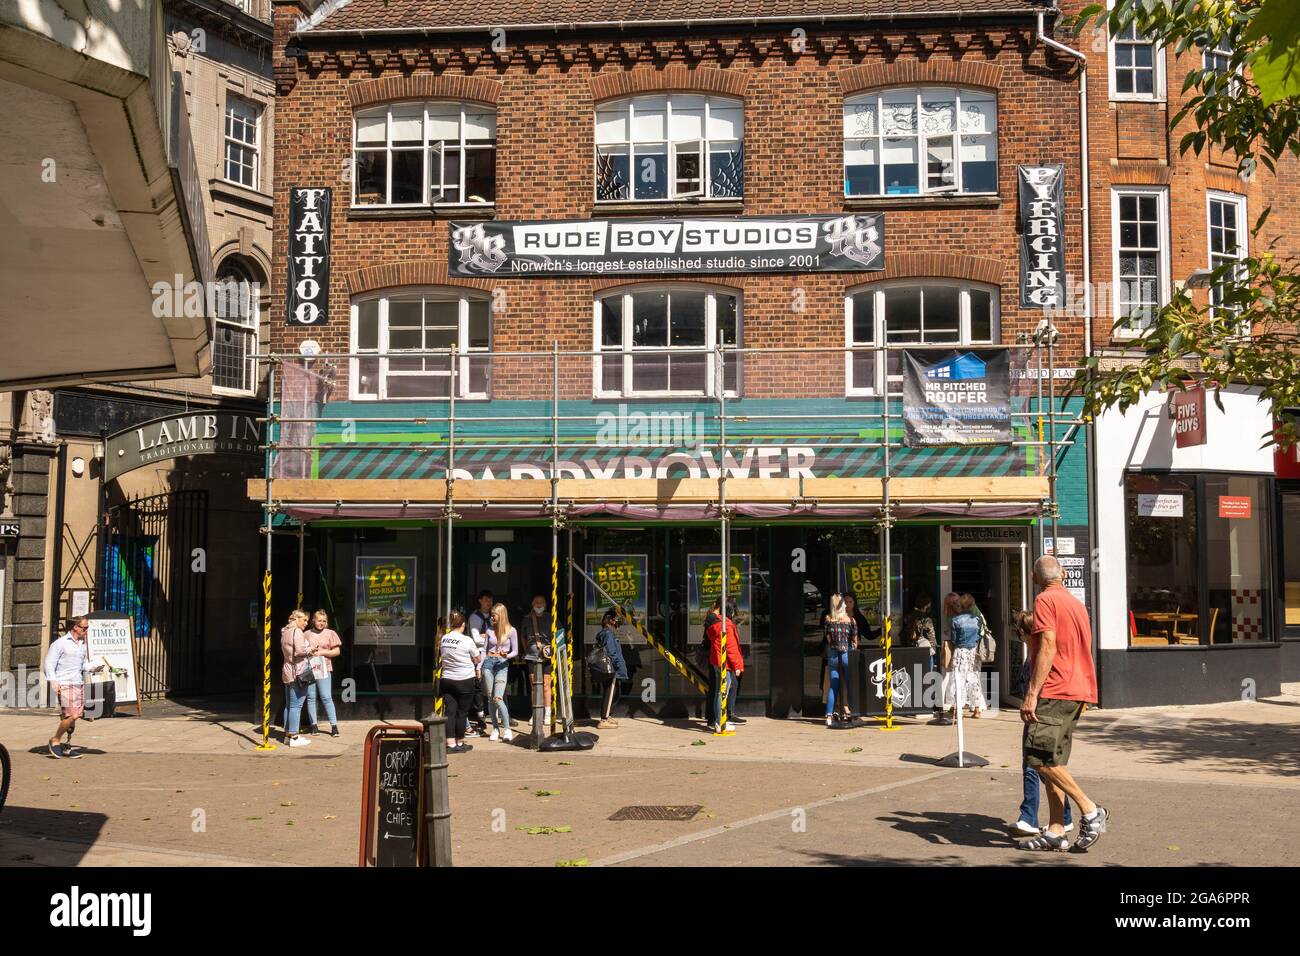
[1018,830,1070,852]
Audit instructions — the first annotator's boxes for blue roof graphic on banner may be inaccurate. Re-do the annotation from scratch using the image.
[925,352,987,381]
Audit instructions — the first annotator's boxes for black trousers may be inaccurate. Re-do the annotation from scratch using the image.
[441,677,476,740]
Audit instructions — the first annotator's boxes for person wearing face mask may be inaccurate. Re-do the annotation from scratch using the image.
[520,594,554,728]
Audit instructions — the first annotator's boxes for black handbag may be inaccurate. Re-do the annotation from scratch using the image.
[585,644,615,677]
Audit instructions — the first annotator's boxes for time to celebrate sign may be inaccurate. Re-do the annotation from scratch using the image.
[449,214,885,277]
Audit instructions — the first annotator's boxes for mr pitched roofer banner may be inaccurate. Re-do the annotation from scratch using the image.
[1017,165,1066,309]
[902,349,1013,448]
[287,187,331,325]
[448,214,884,277]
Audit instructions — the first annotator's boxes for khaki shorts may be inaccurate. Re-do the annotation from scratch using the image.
[1024,697,1085,768]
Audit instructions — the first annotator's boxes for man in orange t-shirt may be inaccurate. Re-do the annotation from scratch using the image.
[1019,555,1109,853]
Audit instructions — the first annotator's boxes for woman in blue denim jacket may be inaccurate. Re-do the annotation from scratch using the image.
[942,592,987,717]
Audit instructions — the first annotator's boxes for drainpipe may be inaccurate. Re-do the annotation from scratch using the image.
[1036,8,1091,359]
[1038,7,1102,688]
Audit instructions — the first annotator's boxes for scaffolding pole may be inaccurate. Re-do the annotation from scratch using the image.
[879,374,898,731]
[296,522,304,610]
[716,343,734,736]
[257,361,277,751]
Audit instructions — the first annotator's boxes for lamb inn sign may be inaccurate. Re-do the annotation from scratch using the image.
[104,412,262,482]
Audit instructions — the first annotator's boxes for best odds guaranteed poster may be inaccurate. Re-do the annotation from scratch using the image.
[836,554,904,627]
[687,554,752,643]
[902,349,1012,447]
[584,554,648,645]
[354,556,417,645]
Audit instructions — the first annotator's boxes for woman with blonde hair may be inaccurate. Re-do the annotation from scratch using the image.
[280,609,314,747]
[824,593,858,728]
[482,603,519,742]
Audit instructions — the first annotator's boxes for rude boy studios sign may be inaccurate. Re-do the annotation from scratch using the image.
[286,187,332,326]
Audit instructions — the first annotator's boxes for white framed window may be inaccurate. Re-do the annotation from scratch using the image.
[844,280,998,395]
[595,95,743,202]
[594,286,740,397]
[349,290,491,400]
[224,97,261,188]
[1110,22,1163,99]
[843,88,997,197]
[1111,186,1170,335]
[353,103,496,207]
[211,260,261,395]
[1207,191,1247,316]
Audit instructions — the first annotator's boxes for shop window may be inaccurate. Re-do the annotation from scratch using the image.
[1207,192,1247,317]
[1125,472,1274,646]
[595,95,743,202]
[353,103,496,207]
[594,287,739,397]
[844,280,998,395]
[1111,187,1169,335]
[843,88,997,198]
[211,258,261,396]
[1110,22,1163,99]
[224,96,262,189]
[349,290,491,400]
[1282,489,1300,635]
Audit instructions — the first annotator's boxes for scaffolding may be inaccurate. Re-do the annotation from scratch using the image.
[252,340,1078,744]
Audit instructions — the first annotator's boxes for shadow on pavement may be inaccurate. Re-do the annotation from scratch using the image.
[0,805,108,864]
[876,809,1019,850]
[1078,717,1300,776]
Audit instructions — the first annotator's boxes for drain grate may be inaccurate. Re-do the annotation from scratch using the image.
[608,805,703,822]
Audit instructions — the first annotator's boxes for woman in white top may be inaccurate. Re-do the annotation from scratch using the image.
[439,610,482,754]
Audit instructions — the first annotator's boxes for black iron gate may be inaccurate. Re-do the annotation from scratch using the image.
[102,490,208,698]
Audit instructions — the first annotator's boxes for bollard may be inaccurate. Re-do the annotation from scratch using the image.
[530,657,546,749]
[420,711,453,867]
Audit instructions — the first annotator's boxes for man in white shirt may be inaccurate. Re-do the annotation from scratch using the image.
[43,615,103,759]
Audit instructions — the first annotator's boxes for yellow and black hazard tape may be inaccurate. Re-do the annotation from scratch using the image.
[623,609,709,695]
[257,570,275,750]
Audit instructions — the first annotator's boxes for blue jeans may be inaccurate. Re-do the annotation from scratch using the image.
[1017,661,1072,826]
[284,680,310,735]
[482,657,511,732]
[713,668,734,727]
[307,673,338,727]
[826,649,851,716]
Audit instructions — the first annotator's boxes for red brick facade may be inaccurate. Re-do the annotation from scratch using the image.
[271,1,1088,401]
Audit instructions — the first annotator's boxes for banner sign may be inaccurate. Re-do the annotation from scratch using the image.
[836,554,903,627]
[687,554,752,643]
[1018,165,1066,308]
[1171,386,1207,448]
[287,187,331,326]
[85,613,140,709]
[584,554,649,645]
[902,349,1012,447]
[103,411,261,482]
[354,556,417,645]
[449,214,884,277]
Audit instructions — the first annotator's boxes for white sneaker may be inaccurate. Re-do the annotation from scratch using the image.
[288,736,312,747]
[502,730,514,742]
[489,729,500,742]
[1009,820,1040,836]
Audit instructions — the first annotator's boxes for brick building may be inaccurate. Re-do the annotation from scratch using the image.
[259,0,1092,722]
[1065,1,1300,704]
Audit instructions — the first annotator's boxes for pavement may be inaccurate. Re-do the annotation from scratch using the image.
[1,686,1298,867]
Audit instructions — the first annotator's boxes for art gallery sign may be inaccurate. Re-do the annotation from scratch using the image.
[104,412,262,482]
[449,214,884,277]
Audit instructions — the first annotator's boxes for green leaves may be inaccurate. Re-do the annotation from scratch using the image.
[1245,0,1300,105]
[517,825,572,835]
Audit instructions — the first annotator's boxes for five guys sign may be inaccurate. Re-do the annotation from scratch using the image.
[286,187,331,326]
[1018,165,1065,309]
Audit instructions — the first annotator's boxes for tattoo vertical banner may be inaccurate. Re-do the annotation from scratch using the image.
[1017,165,1065,309]
[286,187,332,326]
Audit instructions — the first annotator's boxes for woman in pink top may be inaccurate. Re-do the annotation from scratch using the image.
[306,609,342,737]
[280,609,313,747]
